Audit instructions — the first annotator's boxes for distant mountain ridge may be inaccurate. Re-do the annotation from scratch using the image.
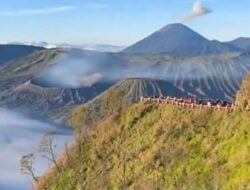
[123,23,240,56]
[0,44,44,65]
[5,41,125,52]
[227,37,250,52]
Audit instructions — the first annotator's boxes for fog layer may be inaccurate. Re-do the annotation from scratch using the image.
[0,108,72,190]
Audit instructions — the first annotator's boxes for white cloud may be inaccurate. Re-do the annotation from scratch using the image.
[0,108,72,190]
[0,6,74,16]
[182,1,212,22]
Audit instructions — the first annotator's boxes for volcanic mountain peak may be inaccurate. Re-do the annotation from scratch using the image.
[123,23,239,56]
[158,23,208,42]
[156,23,189,32]
[123,23,208,54]
[156,23,205,38]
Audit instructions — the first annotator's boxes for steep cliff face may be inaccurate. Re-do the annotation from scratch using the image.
[236,75,250,108]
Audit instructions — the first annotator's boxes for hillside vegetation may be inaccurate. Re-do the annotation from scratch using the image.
[0,48,64,80]
[69,78,187,128]
[36,101,250,190]
[236,75,250,108]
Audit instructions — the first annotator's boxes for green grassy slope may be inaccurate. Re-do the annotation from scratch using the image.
[37,102,250,190]
[0,48,65,80]
[236,75,250,108]
[69,78,187,128]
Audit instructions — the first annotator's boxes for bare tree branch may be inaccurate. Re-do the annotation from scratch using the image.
[20,154,39,183]
[39,131,61,173]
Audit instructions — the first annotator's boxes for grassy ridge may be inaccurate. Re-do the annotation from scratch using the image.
[0,48,63,80]
[236,75,250,108]
[37,102,250,190]
[69,78,186,129]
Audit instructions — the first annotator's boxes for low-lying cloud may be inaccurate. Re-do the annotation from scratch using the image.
[0,108,72,190]
[182,1,212,22]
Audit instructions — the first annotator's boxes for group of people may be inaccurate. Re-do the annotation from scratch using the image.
[140,96,235,111]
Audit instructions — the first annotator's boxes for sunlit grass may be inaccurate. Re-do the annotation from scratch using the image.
[36,102,250,190]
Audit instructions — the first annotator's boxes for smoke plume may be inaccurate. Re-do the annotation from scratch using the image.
[182,1,212,22]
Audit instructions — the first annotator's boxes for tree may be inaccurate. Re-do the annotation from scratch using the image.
[20,154,38,183]
[39,131,61,173]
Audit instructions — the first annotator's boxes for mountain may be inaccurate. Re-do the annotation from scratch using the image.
[123,23,239,56]
[1,26,249,120]
[0,44,44,65]
[36,77,250,190]
[1,47,250,120]
[0,79,112,122]
[120,52,250,101]
[0,48,117,121]
[227,37,250,52]
[69,78,188,128]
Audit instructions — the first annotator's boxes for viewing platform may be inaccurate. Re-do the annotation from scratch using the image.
[140,96,238,111]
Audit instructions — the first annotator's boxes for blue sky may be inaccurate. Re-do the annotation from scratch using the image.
[0,0,249,46]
